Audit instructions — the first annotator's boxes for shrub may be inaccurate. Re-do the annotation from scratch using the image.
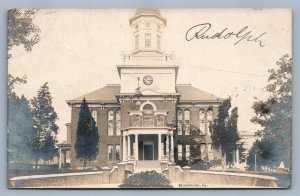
[119,170,172,188]
[190,159,211,170]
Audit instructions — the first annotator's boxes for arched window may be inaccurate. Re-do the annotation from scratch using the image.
[184,110,190,135]
[199,109,205,135]
[107,145,113,161]
[177,110,183,135]
[143,104,154,126]
[178,144,183,160]
[115,145,120,160]
[116,110,121,135]
[108,110,114,136]
[91,109,97,126]
[186,145,190,160]
[207,109,213,136]
[145,33,151,47]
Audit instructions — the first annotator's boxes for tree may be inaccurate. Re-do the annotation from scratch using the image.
[8,95,35,164]
[75,98,99,169]
[210,98,244,164]
[31,82,59,168]
[249,54,292,169]
[7,8,41,167]
[8,9,40,59]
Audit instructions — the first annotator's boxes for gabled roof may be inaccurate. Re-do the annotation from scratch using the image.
[176,84,221,102]
[67,84,221,104]
[67,84,120,103]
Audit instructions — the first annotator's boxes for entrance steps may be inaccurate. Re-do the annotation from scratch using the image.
[134,161,161,173]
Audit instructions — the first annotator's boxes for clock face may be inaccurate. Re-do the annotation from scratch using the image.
[143,75,153,85]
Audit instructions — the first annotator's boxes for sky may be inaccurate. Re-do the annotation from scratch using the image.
[9,9,291,142]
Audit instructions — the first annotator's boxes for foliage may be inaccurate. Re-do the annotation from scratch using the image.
[176,159,191,167]
[190,158,211,170]
[210,98,244,163]
[8,95,35,163]
[7,8,42,166]
[250,54,292,169]
[31,82,59,165]
[8,9,40,58]
[120,170,172,188]
[75,98,99,167]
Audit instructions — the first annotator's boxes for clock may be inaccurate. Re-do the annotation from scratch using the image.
[143,75,153,85]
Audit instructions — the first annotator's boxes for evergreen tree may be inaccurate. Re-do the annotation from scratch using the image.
[210,98,244,164]
[249,54,292,169]
[31,82,59,168]
[75,98,99,168]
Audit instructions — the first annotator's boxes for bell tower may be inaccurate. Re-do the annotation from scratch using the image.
[117,9,179,95]
[129,9,166,55]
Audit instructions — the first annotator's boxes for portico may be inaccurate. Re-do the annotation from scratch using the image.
[122,127,174,162]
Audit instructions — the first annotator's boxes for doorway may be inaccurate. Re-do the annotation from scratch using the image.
[143,141,154,160]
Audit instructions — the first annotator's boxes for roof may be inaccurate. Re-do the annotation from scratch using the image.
[135,9,162,17]
[129,9,167,25]
[68,84,120,103]
[176,84,221,102]
[67,84,221,104]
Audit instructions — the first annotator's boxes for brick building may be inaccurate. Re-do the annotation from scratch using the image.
[66,9,222,169]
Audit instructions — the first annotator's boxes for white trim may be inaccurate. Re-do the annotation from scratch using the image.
[139,100,157,111]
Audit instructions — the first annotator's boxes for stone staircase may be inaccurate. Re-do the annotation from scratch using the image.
[134,161,161,173]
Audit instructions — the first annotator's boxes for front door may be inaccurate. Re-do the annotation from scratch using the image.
[143,142,154,160]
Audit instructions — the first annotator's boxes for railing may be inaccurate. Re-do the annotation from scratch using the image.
[122,53,175,63]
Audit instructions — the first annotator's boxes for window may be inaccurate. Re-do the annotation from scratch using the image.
[116,110,121,135]
[91,109,97,126]
[200,144,206,156]
[107,145,113,161]
[184,110,190,135]
[157,35,161,49]
[199,109,205,135]
[135,35,139,49]
[178,144,182,160]
[132,115,140,127]
[207,109,213,122]
[207,109,213,136]
[115,145,120,160]
[157,115,164,126]
[145,33,151,47]
[143,104,154,126]
[186,145,190,160]
[207,144,213,152]
[177,110,183,135]
[108,110,114,136]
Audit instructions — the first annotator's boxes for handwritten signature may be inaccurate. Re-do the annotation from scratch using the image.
[185,23,267,47]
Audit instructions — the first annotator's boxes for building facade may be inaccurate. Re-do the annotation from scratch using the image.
[66,9,222,169]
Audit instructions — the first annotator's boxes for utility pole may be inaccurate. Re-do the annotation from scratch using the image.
[254,154,257,172]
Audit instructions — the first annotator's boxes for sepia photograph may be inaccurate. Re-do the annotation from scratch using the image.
[7,8,291,188]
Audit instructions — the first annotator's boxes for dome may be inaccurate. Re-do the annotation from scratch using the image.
[129,9,166,25]
[134,9,161,17]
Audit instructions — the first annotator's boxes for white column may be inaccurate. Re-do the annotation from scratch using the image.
[170,134,174,162]
[127,135,131,160]
[158,134,161,160]
[135,134,138,161]
[58,148,62,170]
[236,149,240,167]
[166,135,169,159]
[122,135,127,161]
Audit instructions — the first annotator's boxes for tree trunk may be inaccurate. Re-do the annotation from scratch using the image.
[35,151,39,170]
